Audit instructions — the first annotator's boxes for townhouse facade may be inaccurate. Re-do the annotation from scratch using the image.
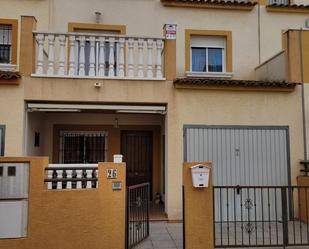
[0,0,309,221]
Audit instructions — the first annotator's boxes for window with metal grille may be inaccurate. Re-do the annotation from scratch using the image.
[268,0,290,5]
[59,131,108,163]
[0,24,12,64]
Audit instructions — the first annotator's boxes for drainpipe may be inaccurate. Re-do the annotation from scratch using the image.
[299,30,307,160]
[258,3,261,64]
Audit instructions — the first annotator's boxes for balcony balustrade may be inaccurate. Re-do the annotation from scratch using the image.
[32,31,165,80]
[45,164,98,190]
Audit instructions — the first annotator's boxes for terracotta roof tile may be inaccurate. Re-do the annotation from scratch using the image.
[161,0,257,7]
[0,70,21,80]
[174,78,299,89]
[268,3,309,9]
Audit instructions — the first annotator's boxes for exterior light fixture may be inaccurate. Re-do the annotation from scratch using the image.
[95,12,102,24]
[114,117,119,128]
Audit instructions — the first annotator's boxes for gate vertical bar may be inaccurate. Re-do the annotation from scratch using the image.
[183,185,186,249]
[281,187,289,248]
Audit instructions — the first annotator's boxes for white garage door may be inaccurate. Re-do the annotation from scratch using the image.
[184,125,290,186]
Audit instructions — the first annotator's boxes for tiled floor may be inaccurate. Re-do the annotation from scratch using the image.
[135,221,309,249]
[135,222,183,249]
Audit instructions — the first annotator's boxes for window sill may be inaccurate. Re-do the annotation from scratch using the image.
[185,71,233,79]
[0,63,17,72]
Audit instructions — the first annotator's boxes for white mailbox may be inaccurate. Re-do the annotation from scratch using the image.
[190,164,210,188]
[113,154,123,163]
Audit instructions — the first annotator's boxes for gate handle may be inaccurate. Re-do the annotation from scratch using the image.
[236,185,241,195]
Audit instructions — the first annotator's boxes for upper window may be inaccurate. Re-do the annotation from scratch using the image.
[185,30,232,77]
[191,36,225,73]
[0,125,5,156]
[0,19,17,65]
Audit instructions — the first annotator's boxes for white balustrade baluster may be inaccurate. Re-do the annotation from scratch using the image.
[78,36,86,76]
[86,169,93,188]
[36,34,45,75]
[47,169,53,190]
[156,39,163,79]
[47,34,55,75]
[76,169,82,189]
[68,36,76,76]
[56,170,63,189]
[147,39,154,78]
[58,35,66,76]
[98,37,105,76]
[127,38,134,78]
[137,38,144,78]
[118,38,125,77]
[94,169,98,188]
[66,170,72,189]
[108,37,115,77]
[89,36,96,76]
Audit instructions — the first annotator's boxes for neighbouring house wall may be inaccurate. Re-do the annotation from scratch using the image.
[0,157,126,249]
[255,51,287,81]
[302,31,309,84]
[0,0,49,65]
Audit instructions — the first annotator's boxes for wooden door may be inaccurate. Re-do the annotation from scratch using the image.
[121,131,153,188]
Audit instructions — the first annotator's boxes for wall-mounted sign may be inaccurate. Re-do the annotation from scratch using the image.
[112,181,122,190]
[165,24,177,40]
[107,169,118,179]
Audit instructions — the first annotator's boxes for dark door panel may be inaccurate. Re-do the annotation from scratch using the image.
[121,131,153,189]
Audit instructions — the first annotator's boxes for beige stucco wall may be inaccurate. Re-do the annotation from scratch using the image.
[22,76,304,219]
[255,51,287,81]
[0,84,24,156]
[27,112,45,156]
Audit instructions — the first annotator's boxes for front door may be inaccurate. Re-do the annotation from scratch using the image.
[121,131,153,188]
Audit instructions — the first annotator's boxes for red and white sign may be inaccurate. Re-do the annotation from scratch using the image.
[165,24,177,40]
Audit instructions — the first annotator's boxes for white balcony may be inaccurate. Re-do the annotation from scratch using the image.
[32,31,165,80]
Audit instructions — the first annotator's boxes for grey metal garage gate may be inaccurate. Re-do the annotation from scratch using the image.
[184,125,291,187]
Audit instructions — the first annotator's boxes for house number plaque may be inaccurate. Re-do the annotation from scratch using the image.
[107,169,118,179]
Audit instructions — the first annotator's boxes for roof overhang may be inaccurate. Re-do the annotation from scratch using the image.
[27,103,167,114]
[174,78,299,92]
[161,0,257,11]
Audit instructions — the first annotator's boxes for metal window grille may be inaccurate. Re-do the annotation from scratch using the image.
[268,0,290,5]
[59,131,108,164]
[0,125,5,156]
[0,25,12,64]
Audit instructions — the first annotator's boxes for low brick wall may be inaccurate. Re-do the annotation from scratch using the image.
[0,157,126,249]
[297,176,309,224]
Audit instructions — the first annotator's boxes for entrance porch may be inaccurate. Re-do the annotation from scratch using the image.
[25,103,167,219]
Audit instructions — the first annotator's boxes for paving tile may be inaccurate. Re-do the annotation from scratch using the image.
[152,240,177,248]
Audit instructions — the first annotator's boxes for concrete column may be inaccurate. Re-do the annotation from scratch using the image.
[20,16,37,76]
[183,162,214,249]
[163,24,177,81]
